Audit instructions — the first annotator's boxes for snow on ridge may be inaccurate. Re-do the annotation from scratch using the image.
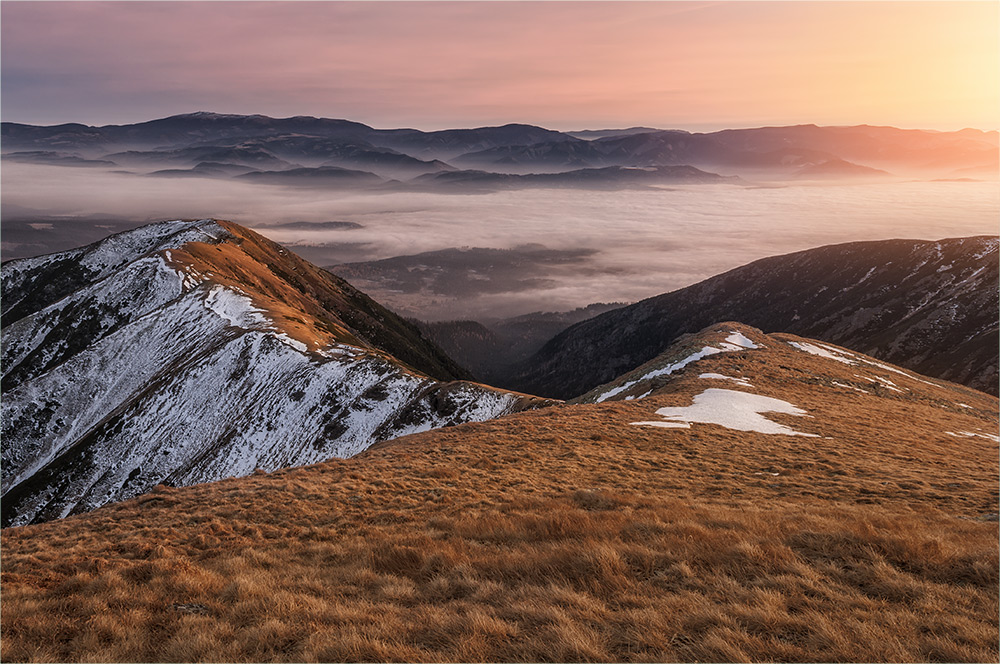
[2,292,525,526]
[595,346,722,403]
[787,339,938,388]
[946,430,1000,443]
[631,388,818,437]
[723,331,759,349]
[594,329,761,403]
[972,238,999,260]
[78,219,228,275]
[699,373,754,387]
[787,341,856,365]
[1,256,188,383]
[201,281,355,356]
[832,381,870,394]
[1,219,230,296]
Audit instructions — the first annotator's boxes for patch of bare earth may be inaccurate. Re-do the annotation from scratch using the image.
[2,329,997,662]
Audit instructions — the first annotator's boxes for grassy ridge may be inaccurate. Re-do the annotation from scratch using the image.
[2,330,997,662]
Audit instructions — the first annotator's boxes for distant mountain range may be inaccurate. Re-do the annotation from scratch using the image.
[3,112,996,188]
[1,219,553,527]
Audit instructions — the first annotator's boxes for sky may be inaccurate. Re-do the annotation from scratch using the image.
[1,1,998,131]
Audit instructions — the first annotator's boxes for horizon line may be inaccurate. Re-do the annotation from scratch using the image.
[2,110,997,135]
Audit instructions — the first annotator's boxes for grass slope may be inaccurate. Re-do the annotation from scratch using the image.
[2,326,997,662]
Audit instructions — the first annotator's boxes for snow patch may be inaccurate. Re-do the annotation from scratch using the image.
[973,238,998,259]
[631,388,819,437]
[864,361,936,387]
[203,285,270,329]
[841,266,877,291]
[872,376,905,393]
[724,331,759,349]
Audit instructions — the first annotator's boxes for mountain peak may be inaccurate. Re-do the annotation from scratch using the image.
[1,219,555,527]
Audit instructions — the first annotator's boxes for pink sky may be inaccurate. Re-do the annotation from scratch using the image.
[2,1,997,131]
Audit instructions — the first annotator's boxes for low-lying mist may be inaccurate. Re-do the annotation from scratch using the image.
[2,162,998,320]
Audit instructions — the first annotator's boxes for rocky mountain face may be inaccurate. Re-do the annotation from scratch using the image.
[510,236,999,399]
[1,219,552,527]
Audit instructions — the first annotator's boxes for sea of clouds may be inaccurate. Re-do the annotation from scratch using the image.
[3,162,997,320]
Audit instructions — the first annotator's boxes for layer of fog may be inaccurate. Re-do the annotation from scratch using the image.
[2,162,997,320]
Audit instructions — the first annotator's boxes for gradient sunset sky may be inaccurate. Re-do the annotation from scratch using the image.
[2,1,997,131]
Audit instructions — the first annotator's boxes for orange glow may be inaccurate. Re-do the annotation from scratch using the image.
[2,2,997,130]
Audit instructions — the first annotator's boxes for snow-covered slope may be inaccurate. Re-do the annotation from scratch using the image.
[1,220,552,527]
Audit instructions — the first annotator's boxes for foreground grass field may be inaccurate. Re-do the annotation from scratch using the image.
[2,327,997,662]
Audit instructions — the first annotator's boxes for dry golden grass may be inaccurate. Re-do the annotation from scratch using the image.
[2,328,997,662]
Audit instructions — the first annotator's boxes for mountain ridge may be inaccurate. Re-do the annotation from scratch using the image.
[1,219,554,528]
[2,322,996,662]
[509,235,999,399]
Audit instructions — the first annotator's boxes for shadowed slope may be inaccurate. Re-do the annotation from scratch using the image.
[512,236,999,399]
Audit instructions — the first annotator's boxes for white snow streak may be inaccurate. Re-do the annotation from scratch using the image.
[831,381,870,394]
[946,431,1000,443]
[594,330,758,403]
[787,341,856,364]
[699,373,754,387]
[595,346,723,402]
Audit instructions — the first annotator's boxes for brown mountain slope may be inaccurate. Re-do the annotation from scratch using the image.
[2,324,997,663]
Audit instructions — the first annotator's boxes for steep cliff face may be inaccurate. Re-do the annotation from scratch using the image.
[512,236,999,399]
[1,219,551,527]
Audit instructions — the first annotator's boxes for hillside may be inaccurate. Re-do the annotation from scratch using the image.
[2,324,996,662]
[511,236,999,399]
[1,220,552,527]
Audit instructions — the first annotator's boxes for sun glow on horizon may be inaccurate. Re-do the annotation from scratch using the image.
[1,1,997,132]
